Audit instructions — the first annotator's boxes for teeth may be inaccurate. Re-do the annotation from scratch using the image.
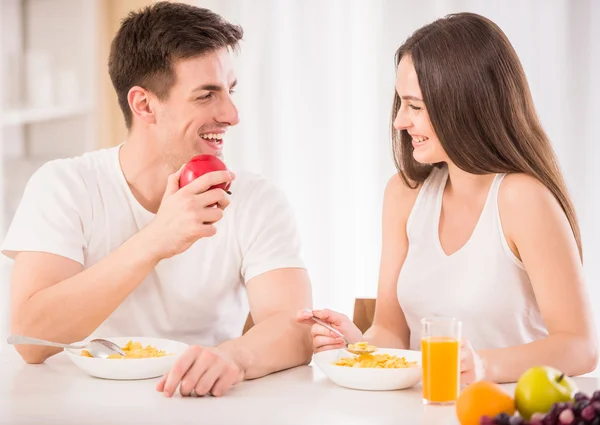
[200,133,224,140]
[414,137,428,143]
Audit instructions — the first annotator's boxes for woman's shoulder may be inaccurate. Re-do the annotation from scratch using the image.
[499,172,557,209]
[384,165,444,202]
[498,172,568,242]
[385,172,421,200]
[383,170,433,222]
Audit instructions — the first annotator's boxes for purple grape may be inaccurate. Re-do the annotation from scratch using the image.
[546,410,560,422]
[554,402,569,413]
[509,416,525,425]
[574,392,590,402]
[546,406,561,423]
[592,417,600,425]
[592,390,600,401]
[592,401,600,413]
[573,400,589,416]
[530,413,545,425]
[558,408,574,424]
[479,415,495,425]
[495,413,511,425]
[581,404,595,421]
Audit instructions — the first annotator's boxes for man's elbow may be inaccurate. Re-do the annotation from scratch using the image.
[298,328,314,366]
[14,345,50,365]
[10,319,54,364]
[300,346,313,366]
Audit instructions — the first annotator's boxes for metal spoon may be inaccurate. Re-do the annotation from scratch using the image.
[6,335,126,359]
[302,309,377,355]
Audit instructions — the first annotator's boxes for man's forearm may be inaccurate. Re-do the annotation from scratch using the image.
[12,231,159,363]
[218,312,313,380]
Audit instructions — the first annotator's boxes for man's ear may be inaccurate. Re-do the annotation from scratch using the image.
[128,86,157,125]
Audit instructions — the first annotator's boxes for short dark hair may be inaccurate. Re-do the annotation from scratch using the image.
[108,1,243,129]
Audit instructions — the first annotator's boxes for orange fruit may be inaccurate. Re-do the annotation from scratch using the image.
[456,381,516,425]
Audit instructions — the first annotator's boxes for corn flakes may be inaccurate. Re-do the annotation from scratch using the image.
[347,341,377,352]
[334,345,418,369]
[80,340,171,359]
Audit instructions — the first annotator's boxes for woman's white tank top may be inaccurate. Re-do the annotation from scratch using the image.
[397,165,548,351]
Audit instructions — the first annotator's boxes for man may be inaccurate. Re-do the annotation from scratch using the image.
[1,2,313,397]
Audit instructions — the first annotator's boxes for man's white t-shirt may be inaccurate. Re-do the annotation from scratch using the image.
[1,145,306,346]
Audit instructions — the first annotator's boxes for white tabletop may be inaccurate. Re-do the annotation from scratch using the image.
[1,348,598,425]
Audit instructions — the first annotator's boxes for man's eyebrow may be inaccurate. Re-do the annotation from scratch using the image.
[191,79,238,93]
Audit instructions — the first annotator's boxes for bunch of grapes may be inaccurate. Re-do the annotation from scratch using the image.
[479,391,600,425]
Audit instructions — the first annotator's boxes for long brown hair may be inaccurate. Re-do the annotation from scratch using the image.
[391,12,582,260]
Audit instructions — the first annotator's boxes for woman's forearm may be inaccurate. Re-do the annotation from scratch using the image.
[479,333,598,383]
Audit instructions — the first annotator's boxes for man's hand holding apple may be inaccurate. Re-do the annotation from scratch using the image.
[142,162,235,261]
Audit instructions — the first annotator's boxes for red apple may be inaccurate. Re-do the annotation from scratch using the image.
[179,154,231,192]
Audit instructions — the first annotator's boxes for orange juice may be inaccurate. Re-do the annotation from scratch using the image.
[421,336,460,404]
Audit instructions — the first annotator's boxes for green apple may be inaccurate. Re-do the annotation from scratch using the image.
[514,366,578,420]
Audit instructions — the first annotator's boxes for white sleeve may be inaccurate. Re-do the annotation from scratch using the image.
[1,161,90,265]
[236,178,306,283]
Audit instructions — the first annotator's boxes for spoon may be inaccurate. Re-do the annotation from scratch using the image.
[6,335,126,359]
[302,309,377,355]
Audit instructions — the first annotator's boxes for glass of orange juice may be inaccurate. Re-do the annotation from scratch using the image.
[420,317,462,405]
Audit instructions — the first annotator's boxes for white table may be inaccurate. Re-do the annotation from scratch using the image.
[1,348,598,425]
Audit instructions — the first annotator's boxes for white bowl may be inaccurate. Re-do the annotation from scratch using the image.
[314,348,422,391]
[64,336,189,380]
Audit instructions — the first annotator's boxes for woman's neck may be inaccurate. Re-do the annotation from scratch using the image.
[445,161,496,201]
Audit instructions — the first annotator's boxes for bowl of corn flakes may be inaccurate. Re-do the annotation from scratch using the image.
[313,345,421,391]
[64,336,189,380]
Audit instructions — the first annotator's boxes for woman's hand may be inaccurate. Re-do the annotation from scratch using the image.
[296,309,364,353]
[460,338,486,386]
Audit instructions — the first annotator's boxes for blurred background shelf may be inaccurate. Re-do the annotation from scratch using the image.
[2,102,93,126]
[0,0,100,237]
[0,0,102,353]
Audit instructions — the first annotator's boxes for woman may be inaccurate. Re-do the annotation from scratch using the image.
[297,12,598,384]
